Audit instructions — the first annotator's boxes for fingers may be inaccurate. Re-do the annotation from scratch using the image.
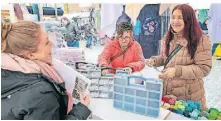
[159,73,166,79]
[159,71,168,79]
[80,93,84,102]
[145,59,154,67]
[84,94,90,106]
[80,93,90,106]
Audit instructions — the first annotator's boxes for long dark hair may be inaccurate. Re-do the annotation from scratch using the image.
[165,4,203,58]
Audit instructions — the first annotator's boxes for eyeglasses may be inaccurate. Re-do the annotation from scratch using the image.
[119,36,131,41]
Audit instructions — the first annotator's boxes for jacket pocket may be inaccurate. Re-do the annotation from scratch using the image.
[184,84,191,100]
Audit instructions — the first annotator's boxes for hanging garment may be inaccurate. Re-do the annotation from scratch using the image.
[198,9,208,32]
[198,9,208,23]
[126,4,178,24]
[214,44,221,57]
[32,4,40,21]
[208,4,221,43]
[13,4,24,20]
[136,4,161,58]
[212,44,221,57]
[199,22,208,30]
[133,20,141,36]
[133,4,173,38]
[19,4,30,14]
[116,5,132,26]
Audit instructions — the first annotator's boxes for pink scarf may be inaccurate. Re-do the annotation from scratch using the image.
[1,53,73,113]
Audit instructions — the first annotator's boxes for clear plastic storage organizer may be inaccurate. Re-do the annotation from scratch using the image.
[113,75,163,118]
[89,69,130,99]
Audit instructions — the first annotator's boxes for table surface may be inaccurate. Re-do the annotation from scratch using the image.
[88,98,171,120]
[166,112,190,120]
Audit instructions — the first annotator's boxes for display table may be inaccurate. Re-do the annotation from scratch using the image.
[85,67,191,120]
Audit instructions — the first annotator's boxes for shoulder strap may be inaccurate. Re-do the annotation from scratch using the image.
[164,44,182,68]
[108,44,132,64]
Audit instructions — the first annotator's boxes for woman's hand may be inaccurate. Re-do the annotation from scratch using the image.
[159,68,176,79]
[123,67,133,74]
[80,93,90,106]
[101,69,110,75]
[145,59,155,67]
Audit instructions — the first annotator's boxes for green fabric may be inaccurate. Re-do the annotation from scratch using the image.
[198,9,208,23]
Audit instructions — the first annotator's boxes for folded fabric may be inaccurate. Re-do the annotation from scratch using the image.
[190,109,200,120]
